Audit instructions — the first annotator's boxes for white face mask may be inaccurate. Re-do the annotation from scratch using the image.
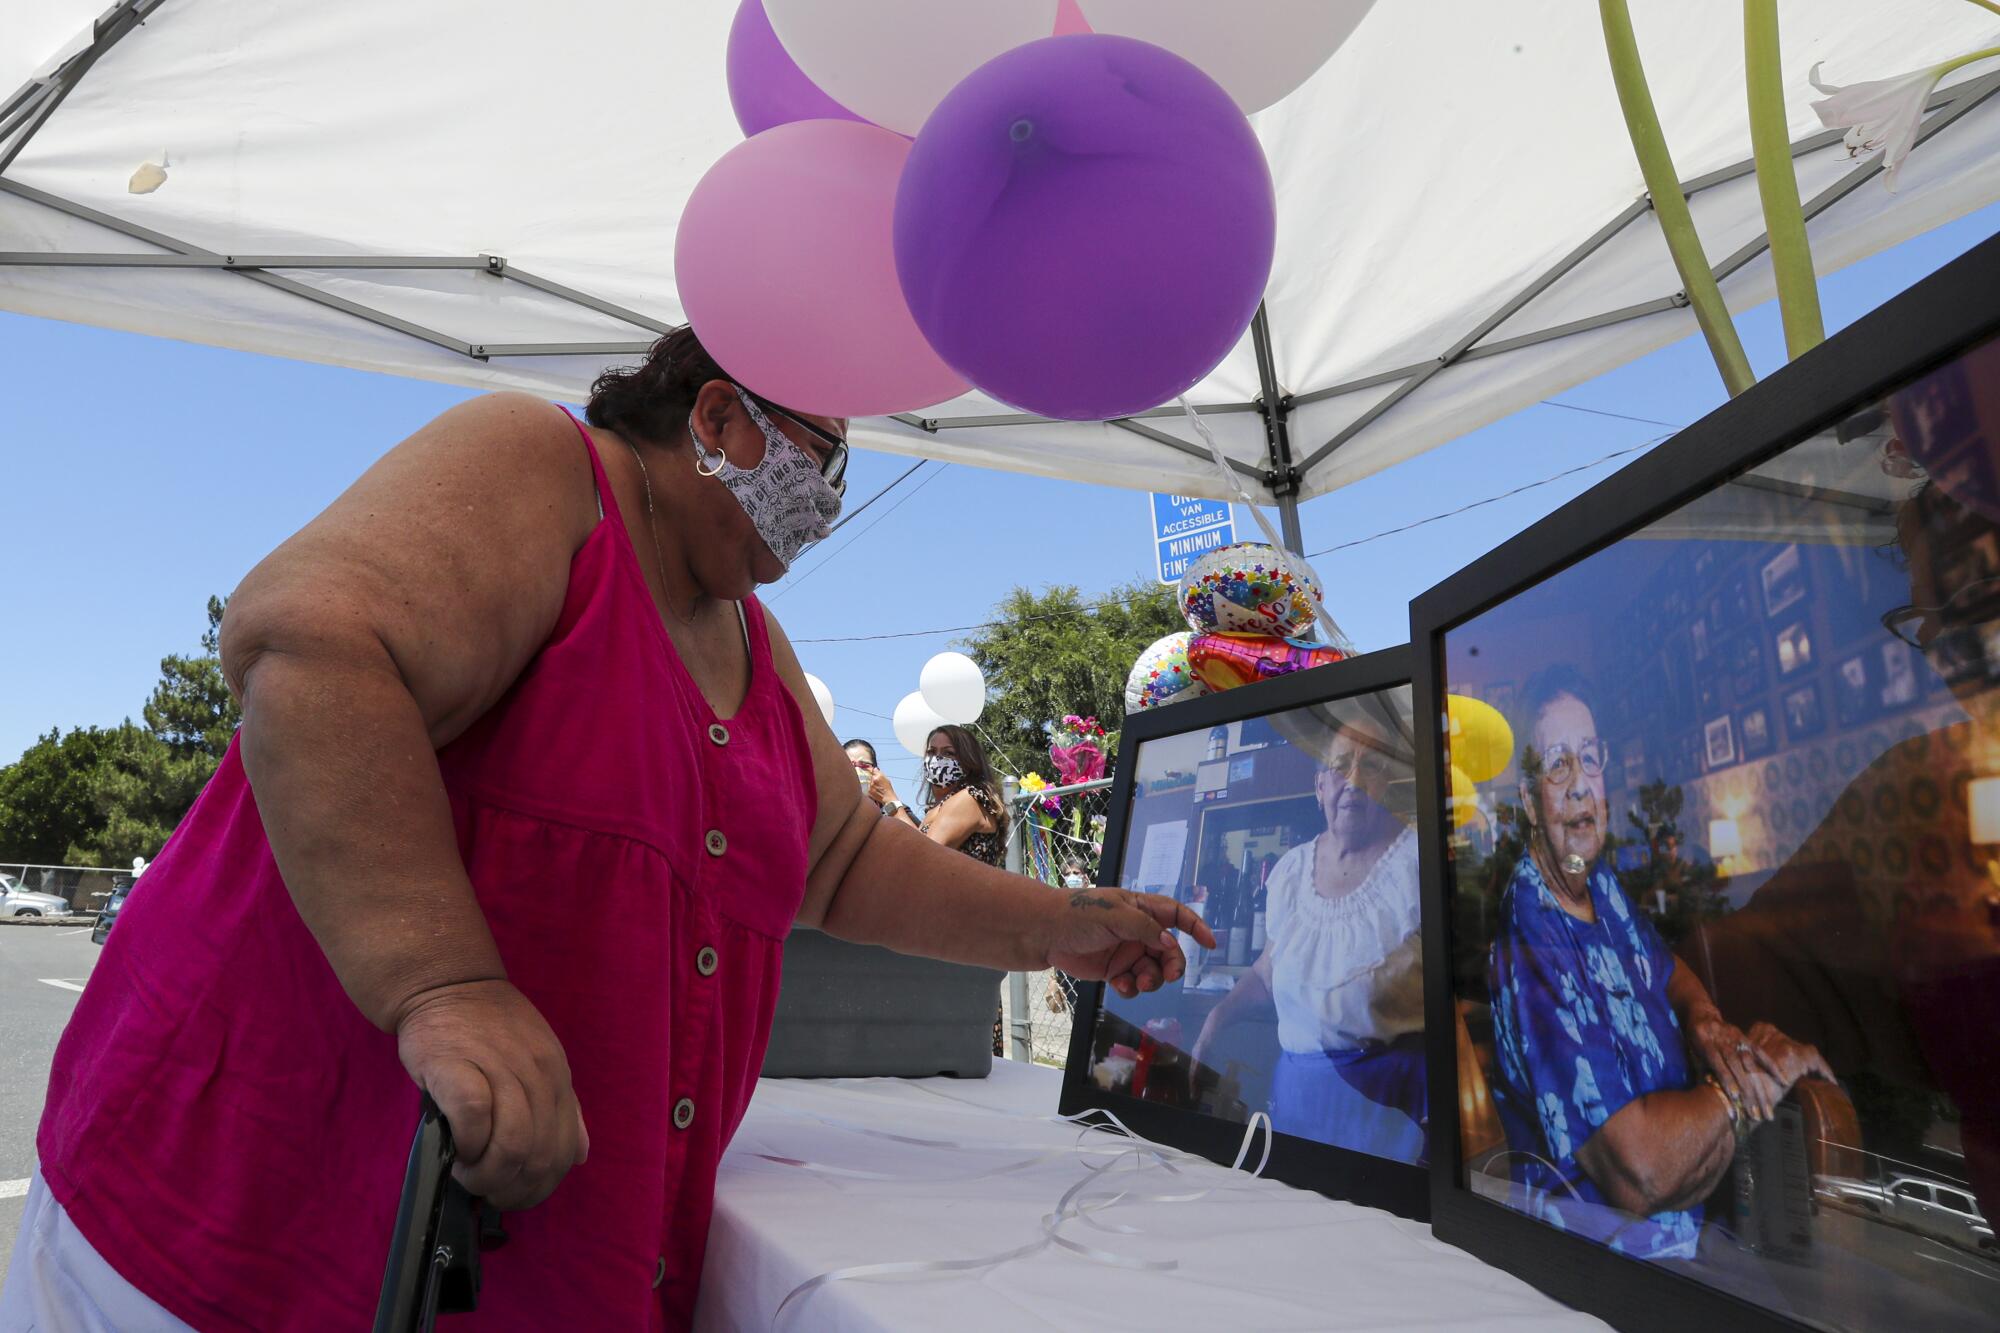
[923,754,964,789]
[1063,874,1087,890]
[691,388,843,572]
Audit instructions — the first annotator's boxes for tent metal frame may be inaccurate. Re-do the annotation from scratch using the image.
[4,2,1997,554]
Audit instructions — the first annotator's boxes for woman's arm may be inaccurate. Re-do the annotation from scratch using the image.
[921,788,991,850]
[765,620,1210,995]
[1575,1084,1737,1216]
[221,393,596,1208]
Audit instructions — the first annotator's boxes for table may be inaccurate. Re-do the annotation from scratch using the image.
[696,1061,1608,1331]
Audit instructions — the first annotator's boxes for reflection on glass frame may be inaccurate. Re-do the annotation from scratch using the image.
[1059,647,1430,1221]
[1414,235,2000,1333]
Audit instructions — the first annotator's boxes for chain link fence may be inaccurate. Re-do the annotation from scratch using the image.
[0,861,128,914]
[1000,776,1114,1069]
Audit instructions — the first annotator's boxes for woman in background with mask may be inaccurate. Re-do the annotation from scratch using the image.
[7,327,1205,1332]
[887,725,1010,867]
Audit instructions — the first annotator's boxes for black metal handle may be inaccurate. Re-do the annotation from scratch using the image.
[374,1096,491,1332]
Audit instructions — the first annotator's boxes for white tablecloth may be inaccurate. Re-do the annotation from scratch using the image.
[695,1061,1607,1332]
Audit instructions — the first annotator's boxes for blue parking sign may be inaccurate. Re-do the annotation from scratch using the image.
[1150,493,1235,585]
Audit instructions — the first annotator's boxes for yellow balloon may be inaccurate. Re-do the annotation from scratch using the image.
[1447,695,1514,785]
[1448,763,1482,831]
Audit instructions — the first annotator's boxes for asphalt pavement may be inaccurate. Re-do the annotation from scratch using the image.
[0,925,99,1273]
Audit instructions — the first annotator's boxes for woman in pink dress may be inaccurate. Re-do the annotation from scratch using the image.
[2,327,1207,1331]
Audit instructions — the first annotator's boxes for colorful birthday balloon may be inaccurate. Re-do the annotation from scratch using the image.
[1124,632,1208,712]
[1187,632,1344,694]
[1177,543,1323,638]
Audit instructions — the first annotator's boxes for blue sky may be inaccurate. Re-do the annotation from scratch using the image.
[1,203,1994,789]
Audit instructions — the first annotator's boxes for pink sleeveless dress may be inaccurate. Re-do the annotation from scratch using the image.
[34,412,817,1330]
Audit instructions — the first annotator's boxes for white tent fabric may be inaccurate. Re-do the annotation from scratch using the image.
[3,0,1997,506]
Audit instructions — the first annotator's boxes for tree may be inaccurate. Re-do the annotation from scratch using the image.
[0,726,126,865]
[0,596,240,868]
[143,596,240,759]
[959,579,1184,778]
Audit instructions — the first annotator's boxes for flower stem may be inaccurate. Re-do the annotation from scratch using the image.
[1941,45,2000,77]
[1961,0,2000,20]
[1599,0,1757,396]
[1744,0,1823,360]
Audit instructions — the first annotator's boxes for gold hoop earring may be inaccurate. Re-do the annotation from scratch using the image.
[689,412,727,478]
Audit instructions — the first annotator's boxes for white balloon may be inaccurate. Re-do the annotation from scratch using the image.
[803,672,836,727]
[765,0,1059,136]
[919,651,986,724]
[1077,0,1375,113]
[893,690,951,759]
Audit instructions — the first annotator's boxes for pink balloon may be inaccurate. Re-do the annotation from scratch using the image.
[1053,0,1091,35]
[676,121,969,418]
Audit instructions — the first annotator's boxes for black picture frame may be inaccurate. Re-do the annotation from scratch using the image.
[1409,233,2000,1333]
[1738,706,1773,760]
[1059,645,1429,1223]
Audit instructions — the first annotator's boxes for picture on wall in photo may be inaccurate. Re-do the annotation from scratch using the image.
[1739,706,1772,758]
[1761,544,1808,619]
[1775,621,1814,678]
[1833,653,1875,729]
[1782,680,1825,741]
[1704,714,1735,770]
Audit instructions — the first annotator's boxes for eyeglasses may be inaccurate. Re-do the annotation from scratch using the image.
[1881,574,2000,649]
[1532,739,1610,787]
[739,385,848,495]
[1324,747,1396,784]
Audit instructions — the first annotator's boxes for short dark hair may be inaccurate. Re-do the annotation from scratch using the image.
[842,738,877,764]
[1518,664,1597,732]
[584,326,729,447]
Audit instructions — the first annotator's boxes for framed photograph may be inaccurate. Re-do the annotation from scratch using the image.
[1721,632,1766,700]
[1773,621,1814,678]
[1832,653,1875,729]
[1411,234,2000,1333]
[1760,544,1808,619]
[1738,706,1773,759]
[1781,681,1826,741]
[1879,640,1919,709]
[1719,570,1756,632]
[1704,715,1736,770]
[1063,647,1429,1221]
[1691,617,1710,662]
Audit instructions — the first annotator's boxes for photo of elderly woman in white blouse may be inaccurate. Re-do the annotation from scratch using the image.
[1190,710,1427,1163]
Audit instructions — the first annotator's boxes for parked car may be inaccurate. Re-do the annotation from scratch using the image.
[1817,1173,1996,1252]
[92,876,135,944]
[3,883,72,917]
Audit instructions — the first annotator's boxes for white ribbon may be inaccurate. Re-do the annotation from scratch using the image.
[1177,396,1354,654]
[771,1105,1276,1328]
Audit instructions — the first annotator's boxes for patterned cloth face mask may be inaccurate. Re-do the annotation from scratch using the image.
[691,388,843,572]
[923,755,965,789]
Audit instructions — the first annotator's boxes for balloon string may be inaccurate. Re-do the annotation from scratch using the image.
[770,1106,1276,1328]
[1176,396,1354,654]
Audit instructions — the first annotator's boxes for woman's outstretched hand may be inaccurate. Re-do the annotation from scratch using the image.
[1043,888,1215,998]
[395,978,590,1210]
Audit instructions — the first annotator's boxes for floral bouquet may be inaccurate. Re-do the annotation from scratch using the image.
[1018,771,1063,816]
[1049,714,1110,787]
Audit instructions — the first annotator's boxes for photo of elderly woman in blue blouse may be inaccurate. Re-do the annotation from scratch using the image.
[1487,667,1832,1260]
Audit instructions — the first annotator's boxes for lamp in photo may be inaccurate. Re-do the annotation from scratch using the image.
[1708,816,1743,871]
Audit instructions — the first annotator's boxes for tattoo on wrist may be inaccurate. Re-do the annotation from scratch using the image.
[1066,890,1114,912]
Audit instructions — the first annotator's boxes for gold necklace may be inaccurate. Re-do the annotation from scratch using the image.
[621,435,700,627]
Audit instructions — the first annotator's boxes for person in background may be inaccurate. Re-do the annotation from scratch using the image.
[844,738,887,810]
[1190,710,1427,1162]
[883,725,1010,867]
[1488,666,1829,1260]
[1061,859,1091,890]
[886,724,1012,1055]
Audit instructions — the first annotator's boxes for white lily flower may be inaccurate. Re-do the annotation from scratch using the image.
[1811,47,2000,192]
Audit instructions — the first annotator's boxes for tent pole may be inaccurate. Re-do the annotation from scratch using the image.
[1250,303,1304,556]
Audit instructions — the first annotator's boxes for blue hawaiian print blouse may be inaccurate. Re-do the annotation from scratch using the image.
[1488,856,1701,1260]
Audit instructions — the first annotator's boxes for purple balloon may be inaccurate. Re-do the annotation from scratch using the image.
[726,0,868,138]
[894,34,1275,421]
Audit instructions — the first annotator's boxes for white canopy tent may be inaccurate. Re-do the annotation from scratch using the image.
[4,0,1997,547]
